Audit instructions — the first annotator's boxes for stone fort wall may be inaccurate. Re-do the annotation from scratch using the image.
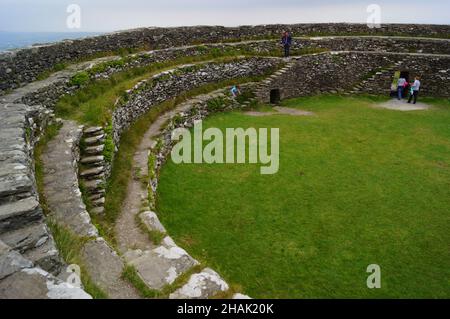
[256,51,450,103]
[1,23,450,94]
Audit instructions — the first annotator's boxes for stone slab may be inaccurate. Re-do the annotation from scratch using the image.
[169,268,229,299]
[124,244,198,290]
[0,197,42,233]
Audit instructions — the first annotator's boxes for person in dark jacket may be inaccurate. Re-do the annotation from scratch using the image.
[281,31,292,58]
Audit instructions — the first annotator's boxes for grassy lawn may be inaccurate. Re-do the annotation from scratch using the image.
[156,95,450,298]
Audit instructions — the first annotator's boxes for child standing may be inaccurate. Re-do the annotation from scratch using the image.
[408,76,421,104]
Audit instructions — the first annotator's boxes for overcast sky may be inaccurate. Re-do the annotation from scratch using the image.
[0,0,449,32]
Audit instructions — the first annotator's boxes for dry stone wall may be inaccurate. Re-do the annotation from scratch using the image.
[0,103,85,298]
[256,51,450,103]
[1,23,449,94]
[112,57,281,146]
[293,37,450,54]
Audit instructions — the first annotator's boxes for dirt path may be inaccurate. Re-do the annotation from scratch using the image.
[375,99,431,111]
[115,104,192,254]
[245,106,314,117]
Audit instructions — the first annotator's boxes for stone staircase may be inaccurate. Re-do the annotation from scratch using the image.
[346,59,406,95]
[42,120,98,238]
[0,104,90,299]
[40,120,139,299]
[79,127,107,215]
[254,59,298,103]
[0,104,62,274]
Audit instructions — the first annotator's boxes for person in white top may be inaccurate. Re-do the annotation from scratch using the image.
[397,77,407,100]
[408,76,421,104]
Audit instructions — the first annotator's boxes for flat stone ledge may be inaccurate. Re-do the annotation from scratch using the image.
[0,239,90,299]
[140,211,167,234]
[0,197,42,233]
[124,244,199,290]
[0,267,91,299]
[0,249,33,280]
[233,293,252,299]
[169,268,229,299]
[81,238,139,299]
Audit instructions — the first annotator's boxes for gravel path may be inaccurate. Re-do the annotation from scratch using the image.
[375,99,431,111]
[245,106,315,117]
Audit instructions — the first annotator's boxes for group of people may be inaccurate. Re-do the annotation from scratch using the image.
[397,76,422,104]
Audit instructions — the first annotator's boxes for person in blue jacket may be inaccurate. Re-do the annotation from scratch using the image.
[281,31,292,58]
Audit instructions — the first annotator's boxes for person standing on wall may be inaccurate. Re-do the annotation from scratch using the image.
[408,76,421,104]
[281,31,292,58]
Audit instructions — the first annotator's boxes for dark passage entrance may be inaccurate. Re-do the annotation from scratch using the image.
[270,89,281,104]
[400,71,410,82]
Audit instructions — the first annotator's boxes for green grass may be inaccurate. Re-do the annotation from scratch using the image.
[156,95,450,298]
[55,55,269,126]
[36,63,68,81]
[101,75,276,242]
[34,45,152,81]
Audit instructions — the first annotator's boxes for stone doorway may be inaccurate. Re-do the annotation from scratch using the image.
[270,89,281,104]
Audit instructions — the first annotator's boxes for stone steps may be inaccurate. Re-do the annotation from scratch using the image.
[0,221,61,274]
[0,240,91,299]
[83,126,103,137]
[42,120,99,238]
[347,61,405,94]
[84,145,104,156]
[80,166,105,179]
[0,197,42,233]
[0,104,77,298]
[91,197,105,207]
[124,237,199,290]
[83,179,104,193]
[253,61,298,103]
[81,238,140,299]
[169,268,229,299]
[80,155,104,165]
[39,121,139,298]
[91,207,105,215]
[79,127,108,216]
[84,134,105,146]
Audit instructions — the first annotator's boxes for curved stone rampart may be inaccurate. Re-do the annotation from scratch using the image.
[112,57,282,146]
[1,23,449,93]
[256,51,450,102]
